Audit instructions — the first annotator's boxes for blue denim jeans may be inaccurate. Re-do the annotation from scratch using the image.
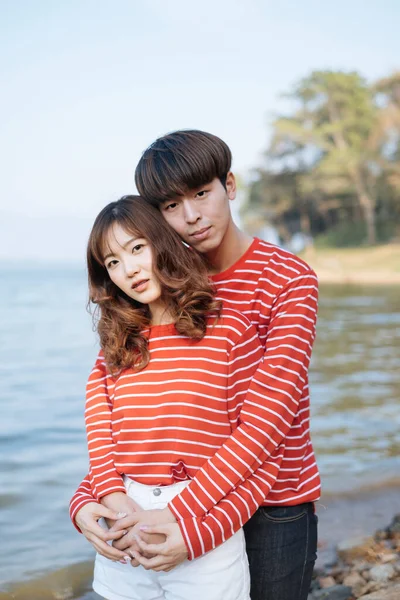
[243,502,318,600]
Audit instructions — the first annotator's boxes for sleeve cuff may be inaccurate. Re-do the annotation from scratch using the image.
[95,483,126,500]
[177,516,213,560]
[69,495,95,533]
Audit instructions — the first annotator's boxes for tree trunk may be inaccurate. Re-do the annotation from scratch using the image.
[300,211,311,236]
[327,98,377,245]
[351,168,377,245]
[359,191,377,245]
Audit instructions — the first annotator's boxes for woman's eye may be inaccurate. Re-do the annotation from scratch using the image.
[132,244,144,253]
[106,260,118,269]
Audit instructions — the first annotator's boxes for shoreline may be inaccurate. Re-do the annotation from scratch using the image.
[316,482,400,568]
[313,273,400,285]
[312,487,400,598]
[299,243,400,285]
[2,480,400,599]
[320,477,400,500]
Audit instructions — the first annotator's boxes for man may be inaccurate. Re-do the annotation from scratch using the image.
[70,130,320,600]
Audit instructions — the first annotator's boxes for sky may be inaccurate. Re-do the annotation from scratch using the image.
[1,0,399,261]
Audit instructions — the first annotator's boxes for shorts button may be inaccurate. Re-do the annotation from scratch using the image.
[153,487,162,496]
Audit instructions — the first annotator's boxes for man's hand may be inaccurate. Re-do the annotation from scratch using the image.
[75,502,130,562]
[112,521,165,560]
[111,507,176,552]
[129,523,188,572]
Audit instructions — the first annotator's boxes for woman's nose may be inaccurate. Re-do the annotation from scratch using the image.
[124,259,140,277]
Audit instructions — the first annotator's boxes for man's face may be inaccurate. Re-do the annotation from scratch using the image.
[159,174,236,254]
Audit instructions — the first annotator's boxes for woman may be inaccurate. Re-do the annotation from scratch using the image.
[78,195,264,600]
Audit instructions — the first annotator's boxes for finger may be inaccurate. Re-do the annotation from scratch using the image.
[79,506,127,525]
[138,524,171,536]
[130,551,168,571]
[109,514,142,532]
[153,564,173,572]
[127,547,142,567]
[113,534,140,551]
[105,528,128,541]
[130,558,140,567]
[100,507,128,521]
[113,528,142,550]
[91,538,128,561]
[134,534,167,556]
[163,565,175,572]
[85,522,127,542]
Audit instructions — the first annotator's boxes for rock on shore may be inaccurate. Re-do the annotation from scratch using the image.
[308,515,400,599]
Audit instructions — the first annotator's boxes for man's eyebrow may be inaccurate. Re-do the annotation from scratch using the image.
[103,237,140,261]
[161,196,181,204]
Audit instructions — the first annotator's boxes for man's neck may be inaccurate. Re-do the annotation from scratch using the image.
[206,224,253,274]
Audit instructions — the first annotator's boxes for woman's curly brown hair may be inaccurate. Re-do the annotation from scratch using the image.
[87,195,221,374]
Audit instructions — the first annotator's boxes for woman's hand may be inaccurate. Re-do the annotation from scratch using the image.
[101,491,142,516]
[75,502,130,562]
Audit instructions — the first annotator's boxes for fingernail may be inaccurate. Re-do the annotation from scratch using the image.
[117,512,127,518]
[139,526,149,531]
[122,529,128,535]
[123,555,130,562]
[119,559,127,564]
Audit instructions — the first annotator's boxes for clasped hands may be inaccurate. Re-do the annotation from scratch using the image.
[110,507,188,572]
[75,502,188,573]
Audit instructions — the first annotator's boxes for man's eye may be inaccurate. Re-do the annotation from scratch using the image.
[196,190,208,198]
[164,202,178,211]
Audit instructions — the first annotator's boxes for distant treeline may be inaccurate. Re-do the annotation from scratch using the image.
[244,71,400,247]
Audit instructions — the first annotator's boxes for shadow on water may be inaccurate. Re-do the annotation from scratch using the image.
[0,562,95,600]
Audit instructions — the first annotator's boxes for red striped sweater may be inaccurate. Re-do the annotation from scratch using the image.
[70,238,321,559]
[86,312,264,496]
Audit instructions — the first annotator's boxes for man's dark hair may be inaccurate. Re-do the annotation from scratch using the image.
[135,130,232,206]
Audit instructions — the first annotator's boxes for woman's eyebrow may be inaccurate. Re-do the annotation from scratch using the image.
[103,237,140,261]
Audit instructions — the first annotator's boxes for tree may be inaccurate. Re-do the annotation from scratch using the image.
[246,70,400,247]
[269,71,380,244]
[373,72,400,195]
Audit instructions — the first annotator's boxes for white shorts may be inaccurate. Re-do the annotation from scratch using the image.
[93,478,250,600]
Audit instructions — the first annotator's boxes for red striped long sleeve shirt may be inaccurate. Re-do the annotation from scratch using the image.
[70,239,321,559]
[85,311,264,501]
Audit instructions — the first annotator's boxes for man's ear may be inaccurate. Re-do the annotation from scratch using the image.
[225,172,237,201]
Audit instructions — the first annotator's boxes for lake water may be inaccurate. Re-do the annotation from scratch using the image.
[1,265,399,597]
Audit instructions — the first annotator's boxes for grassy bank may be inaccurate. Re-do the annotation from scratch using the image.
[299,243,400,284]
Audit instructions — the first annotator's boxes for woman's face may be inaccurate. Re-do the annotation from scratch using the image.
[103,223,163,312]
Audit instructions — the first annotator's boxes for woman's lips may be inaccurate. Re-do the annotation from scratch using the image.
[131,279,149,292]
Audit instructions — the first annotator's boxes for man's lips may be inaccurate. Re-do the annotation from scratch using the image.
[131,279,149,290]
[189,226,211,240]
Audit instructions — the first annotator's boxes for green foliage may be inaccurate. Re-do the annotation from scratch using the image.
[247,69,400,247]
[314,219,398,249]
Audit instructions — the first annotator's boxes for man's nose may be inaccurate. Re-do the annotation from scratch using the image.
[183,200,201,224]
